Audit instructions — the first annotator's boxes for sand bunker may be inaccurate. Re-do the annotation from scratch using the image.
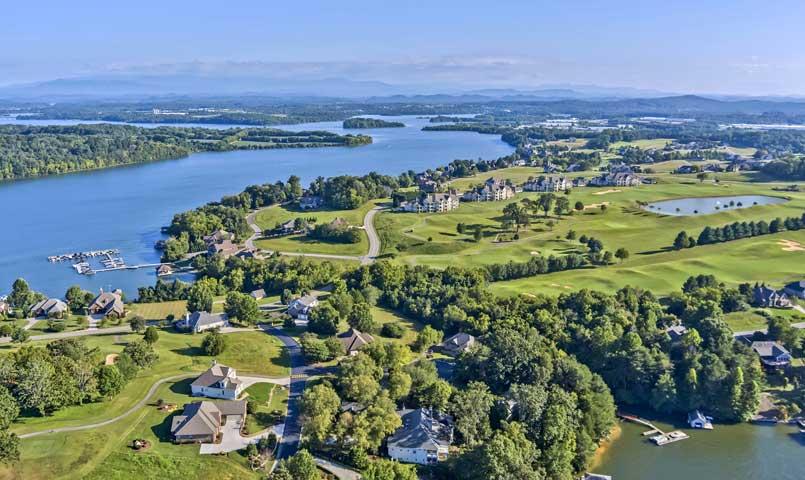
[584,201,610,210]
[777,239,805,252]
[593,189,621,196]
[550,283,574,289]
[104,354,119,365]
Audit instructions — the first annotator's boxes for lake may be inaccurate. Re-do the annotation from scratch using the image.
[643,195,787,216]
[596,418,805,479]
[0,115,513,298]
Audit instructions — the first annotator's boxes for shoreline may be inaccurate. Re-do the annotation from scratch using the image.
[589,423,622,471]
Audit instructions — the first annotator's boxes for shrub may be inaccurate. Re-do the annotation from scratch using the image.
[381,323,405,338]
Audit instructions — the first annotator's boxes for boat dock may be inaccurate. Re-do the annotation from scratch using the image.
[47,249,120,263]
[618,413,690,446]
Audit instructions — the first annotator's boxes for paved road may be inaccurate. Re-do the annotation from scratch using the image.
[244,204,385,264]
[17,372,196,439]
[733,320,805,338]
[314,457,362,480]
[260,325,307,460]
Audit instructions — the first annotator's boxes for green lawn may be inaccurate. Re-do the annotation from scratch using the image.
[28,315,88,334]
[372,307,424,347]
[252,200,382,256]
[609,138,675,150]
[243,383,288,435]
[128,301,188,321]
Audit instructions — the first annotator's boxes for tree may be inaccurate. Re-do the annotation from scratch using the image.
[11,328,29,344]
[413,326,442,353]
[554,196,570,216]
[275,449,320,480]
[15,357,56,416]
[697,172,709,183]
[537,193,556,217]
[614,247,630,263]
[143,326,160,345]
[673,231,690,250]
[201,329,227,356]
[538,388,578,480]
[97,364,126,398]
[362,459,418,480]
[340,354,383,404]
[348,302,377,333]
[350,393,402,453]
[387,370,412,401]
[419,379,452,411]
[301,384,341,446]
[451,381,495,446]
[566,229,577,240]
[224,291,260,325]
[64,285,91,314]
[186,279,215,313]
[0,431,19,464]
[308,302,340,336]
[129,315,146,333]
[122,340,158,368]
[473,227,483,242]
[574,201,585,212]
[0,387,19,429]
[650,371,678,413]
[457,422,542,480]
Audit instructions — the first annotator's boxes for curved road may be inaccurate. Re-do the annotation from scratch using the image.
[245,205,384,265]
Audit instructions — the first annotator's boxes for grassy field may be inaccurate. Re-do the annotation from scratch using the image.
[377,167,805,275]
[609,138,675,150]
[372,307,424,347]
[0,328,290,479]
[253,200,381,256]
[128,301,188,321]
[28,315,88,334]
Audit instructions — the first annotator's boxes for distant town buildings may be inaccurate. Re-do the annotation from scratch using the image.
[523,176,568,192]
[399,192,461,213]
[589,172,642,187]
[463,178,516,202]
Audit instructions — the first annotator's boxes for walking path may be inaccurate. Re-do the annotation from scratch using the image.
[17,372,197,439]
[0,324,132,344]
[244,205,385,264]
[314,457,362,480]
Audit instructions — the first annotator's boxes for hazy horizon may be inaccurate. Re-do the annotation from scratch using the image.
[4,0,805,97]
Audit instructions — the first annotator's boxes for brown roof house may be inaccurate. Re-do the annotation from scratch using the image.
[191,363,244,400]
[29,298,68,318]
[88,289,125,318]
[338,328,375,355]
[170,400,246,444]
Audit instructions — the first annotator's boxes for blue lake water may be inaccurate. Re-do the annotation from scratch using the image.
[0,116,513,298]
[643,195,787,216]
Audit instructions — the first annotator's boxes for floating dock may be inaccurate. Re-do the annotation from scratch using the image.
[618,413,690,446]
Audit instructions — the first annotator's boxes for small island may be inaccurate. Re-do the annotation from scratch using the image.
[343,117,405,129]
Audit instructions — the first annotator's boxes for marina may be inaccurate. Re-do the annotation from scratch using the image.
[47,249,120,263]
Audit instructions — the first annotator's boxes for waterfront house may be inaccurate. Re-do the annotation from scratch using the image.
[436,332,476,356]
[337,328,375,355]
[207,239,241,258]
[203,229,235,246]
[687,410,713,429]
[250,289,266,300]
[287,295,318,320]
[29,298,68,318]
[783,280,805,299]
[299,195,323,210]
[176,311,228,333]
[88,290,125,318]
[387,408,454,465]
[191,363,244,400]
[399,192,460,213]
[156,264,174,276]
[170,400,246,444]
[751,341,792,368]
[752,284,792,308]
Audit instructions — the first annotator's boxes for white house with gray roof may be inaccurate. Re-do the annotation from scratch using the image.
[191,363,244,400]
[287,295,318,320]
[387,408,454,465]
[176,311,229,333]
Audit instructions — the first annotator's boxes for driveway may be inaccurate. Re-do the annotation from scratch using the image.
[239,375,290,388]
[199,415,281,454]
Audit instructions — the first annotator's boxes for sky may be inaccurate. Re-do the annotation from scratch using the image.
[4,0,805,95]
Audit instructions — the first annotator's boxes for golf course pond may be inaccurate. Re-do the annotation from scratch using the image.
[643,195,788,216]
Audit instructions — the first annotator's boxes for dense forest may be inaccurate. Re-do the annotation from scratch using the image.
[0,124,370,181]
[343,118,405,128]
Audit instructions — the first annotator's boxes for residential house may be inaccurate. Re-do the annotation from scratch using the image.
[674,165,698,174]
[0,301,9,316]
[589,172,642,187]
[288,295,318,320]
[583,474,613,480]
[87,290,125,318]
[250,289,266,300]
[400,192,461,213]
[337,328,375,355]
[463,178,515,202]
[170,400,246,444]
[751,341,792,368]
[299,195,323,210]
[752,284,792,308]
[665,325,688,343]
[783,280,805,299]
[207,239,241,258]
[191,363,244,400]
[234,248,258,260]
[437,332,476,356]
[572,177,588,188]
[203,229,235,246]
[522,176,567,192]
[387,408,454,465]
[29,298,68,318]
[175,312,229,333]
[156,264,174,276]
[687,410,713,429]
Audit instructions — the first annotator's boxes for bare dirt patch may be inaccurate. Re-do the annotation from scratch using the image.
[550,283,574,289]
[104,354,119,365]
[777,239,805,252]
[593,189,621,196]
